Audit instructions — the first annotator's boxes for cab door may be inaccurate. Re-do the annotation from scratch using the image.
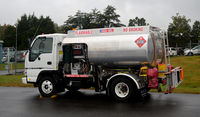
[25,36,54,82]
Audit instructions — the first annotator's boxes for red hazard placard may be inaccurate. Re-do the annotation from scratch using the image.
[135,36,146,48]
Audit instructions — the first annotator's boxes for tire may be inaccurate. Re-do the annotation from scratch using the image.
[38,76,57,97]
[110,78,136,102]
[188,52,193,56]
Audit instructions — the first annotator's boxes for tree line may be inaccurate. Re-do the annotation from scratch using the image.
[0,5,200,50]
[0,14,55,50]
[168,13,200,47]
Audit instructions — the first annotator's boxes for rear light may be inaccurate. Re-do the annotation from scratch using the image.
[181,68,184,80]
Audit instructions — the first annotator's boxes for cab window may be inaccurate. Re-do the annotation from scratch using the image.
[29,37,53,61]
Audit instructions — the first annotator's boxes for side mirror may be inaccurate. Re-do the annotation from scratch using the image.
[57,41,62,46]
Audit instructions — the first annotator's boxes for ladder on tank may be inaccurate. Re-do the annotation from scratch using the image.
[162,31,173,93]
[163,31,170,66]
[163,31,184,93]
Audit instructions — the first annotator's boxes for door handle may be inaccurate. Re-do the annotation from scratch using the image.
[47,61,52,65]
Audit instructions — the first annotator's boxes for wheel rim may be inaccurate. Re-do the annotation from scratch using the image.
[115,82,129,98]
[41,80,53,94]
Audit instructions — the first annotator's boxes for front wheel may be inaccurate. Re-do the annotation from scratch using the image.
[38,77,57,97]
[110,78,136,102]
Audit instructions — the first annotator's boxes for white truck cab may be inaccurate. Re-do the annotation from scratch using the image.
[22,34,67,84]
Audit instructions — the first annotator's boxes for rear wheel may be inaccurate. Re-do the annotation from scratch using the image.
[38,77,57,97]
[110,78,136,101]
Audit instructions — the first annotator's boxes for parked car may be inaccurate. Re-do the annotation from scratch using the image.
[1,48,27,63]
[167,47,177,56]
[184,48,190,51]
[16,50,27,62]
[1,55,7,63]
[184,45,200,56]
[1,47,16,63]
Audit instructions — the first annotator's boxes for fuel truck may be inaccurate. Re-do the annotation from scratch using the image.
[22,26,184,101]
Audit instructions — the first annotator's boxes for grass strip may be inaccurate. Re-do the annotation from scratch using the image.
[0,63,24,71]
[0,74,33,87]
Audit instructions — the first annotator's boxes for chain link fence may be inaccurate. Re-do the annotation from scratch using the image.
[0,47,25,75]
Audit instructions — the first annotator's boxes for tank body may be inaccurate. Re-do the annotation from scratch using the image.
[62,26,164,67]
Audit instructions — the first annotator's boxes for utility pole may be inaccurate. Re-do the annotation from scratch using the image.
[7,48,10,74]
[15,24,17,75]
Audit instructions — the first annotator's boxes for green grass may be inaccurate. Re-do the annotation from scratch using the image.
[0,63,24,71]
[0,75,33,87]
[151,56,200,94]
[170,56,200,94]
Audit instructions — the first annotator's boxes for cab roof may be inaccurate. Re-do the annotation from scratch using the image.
[36,33,67,38]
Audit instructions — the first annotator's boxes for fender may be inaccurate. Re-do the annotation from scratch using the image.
[106,73,143,89]
[35,70,63,86]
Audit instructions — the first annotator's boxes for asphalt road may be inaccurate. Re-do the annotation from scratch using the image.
[0,87,200,117]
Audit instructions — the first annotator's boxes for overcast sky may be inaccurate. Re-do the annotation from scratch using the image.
[0,0,199,30]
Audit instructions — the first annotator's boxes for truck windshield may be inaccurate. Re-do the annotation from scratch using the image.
[29,37,53,61]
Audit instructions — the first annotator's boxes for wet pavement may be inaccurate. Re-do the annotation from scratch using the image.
[0,87,200,117]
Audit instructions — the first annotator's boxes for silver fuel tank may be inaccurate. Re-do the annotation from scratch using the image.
[62,26,164,67]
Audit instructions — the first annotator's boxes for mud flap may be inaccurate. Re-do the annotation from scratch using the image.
[140,88,148,98]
